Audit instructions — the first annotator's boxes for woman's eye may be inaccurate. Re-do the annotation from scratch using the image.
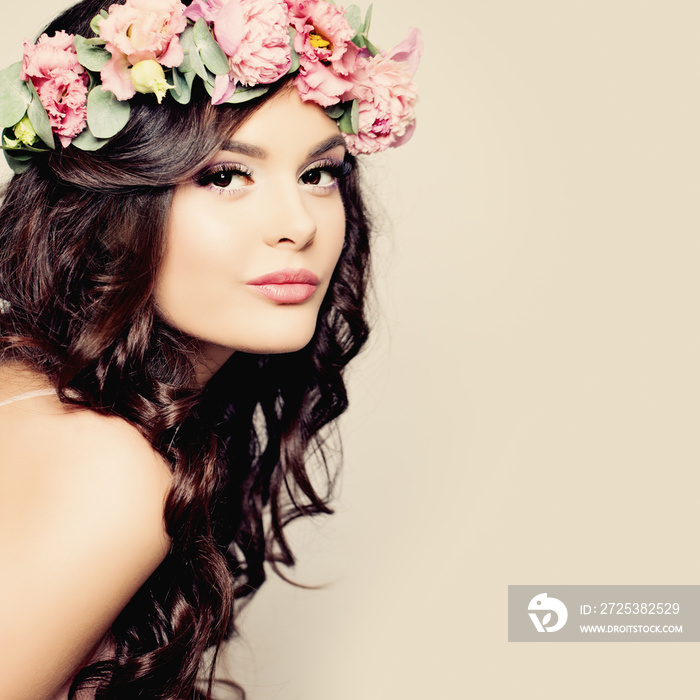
[300,168,334,187]
[300,167,338,188]
[197,165,252,192]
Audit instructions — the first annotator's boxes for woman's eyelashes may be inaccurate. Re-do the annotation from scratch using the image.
[195,157,352,196]
[196,163,253,195]
[299,158,353,191]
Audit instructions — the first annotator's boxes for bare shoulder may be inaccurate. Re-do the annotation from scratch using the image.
[0,392,173,699]
[0,395,172,538]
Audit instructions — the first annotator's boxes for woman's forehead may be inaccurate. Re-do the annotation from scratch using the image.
[222,87,344,160]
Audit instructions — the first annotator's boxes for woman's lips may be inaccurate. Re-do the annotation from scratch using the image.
[246,269,319,304]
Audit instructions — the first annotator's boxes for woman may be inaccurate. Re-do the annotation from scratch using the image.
[0,0,419,698]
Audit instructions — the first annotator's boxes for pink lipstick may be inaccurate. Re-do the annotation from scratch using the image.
[246,269,319,304]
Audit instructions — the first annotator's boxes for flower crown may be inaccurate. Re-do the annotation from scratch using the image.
[0,0,421,174]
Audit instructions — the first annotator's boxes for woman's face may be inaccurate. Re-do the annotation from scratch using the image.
[155,87,348,377]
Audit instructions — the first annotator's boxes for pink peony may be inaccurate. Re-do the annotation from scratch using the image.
[227,0,291,86]
[99,0,187,99]
[294,61,353,107]
[21,31,89,147]
[342,29,422,154]
[188,0,290,92]
[286,0,359,75]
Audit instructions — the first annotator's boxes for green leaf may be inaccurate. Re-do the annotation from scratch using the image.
[4,149,32,174]
[324,104,344,120]
[180,26,208,81]
[288,28,300,73]
[0,62,31,127]
[26,81,54,148]
[90,14,101,35]
[345,5,363,33]
[224,85,270,104]
[75,35,111,72]
[365,37,380,56]
[87,86,131,139]
[90,12,108,35]
[363,4,373,34]
[171,68,196,104]
[337,100,359,134]
[352,34,366,49]
[71,126,110,151]
[350,99,359,133]
[179,53,192,73]
[193,18,230,76]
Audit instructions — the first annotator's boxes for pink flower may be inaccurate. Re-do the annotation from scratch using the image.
[342,29,422,154]
[99,0,187,100]
[188,0,290,92]
[286,0,359,75]
[227,0,291,86]
[185,0,245,56]
[294,61,353,107]
[21,31,89,147]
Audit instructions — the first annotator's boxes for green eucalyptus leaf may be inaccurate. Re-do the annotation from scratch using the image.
[171,67,186,100]
[90,13,103,35]
[179,53,192,73]
[71,126,109,151]
[288,28,300,73]
[337,100,359,135]
[224,85,269,104]
[324,104,344,120]
[193,18,230,76]
[365,37,380,56]
[352,34,366,49]
[26,82,54,148]
[75,35,111,71]
[0,62,31,127]
[363,4,373,34]
[180,26,208,81]
[4,149,32,174]
[345,5,363,33]
[1,149,35,160]
[350,98,359,133]
[87,86,131,139]
[100,9,109,18]
[171,68,196,104]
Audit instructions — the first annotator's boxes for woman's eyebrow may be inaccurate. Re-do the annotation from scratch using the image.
[307,135,347,159]
[221,140,267,158]
[221,134,347,160]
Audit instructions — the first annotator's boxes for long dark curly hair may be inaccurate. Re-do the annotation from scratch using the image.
[0,1,371,697]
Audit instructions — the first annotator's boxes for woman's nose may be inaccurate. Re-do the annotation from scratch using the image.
[262,182,317,250]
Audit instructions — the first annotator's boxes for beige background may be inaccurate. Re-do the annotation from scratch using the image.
[3,1,699,698]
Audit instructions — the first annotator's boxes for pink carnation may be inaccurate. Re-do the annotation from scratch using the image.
[185,0,245,56]
[342,29,422,154]
[99,0,187,100]
[21,31,88,147]
[286,0,359,75]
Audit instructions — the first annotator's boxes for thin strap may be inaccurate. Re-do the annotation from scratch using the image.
[0,388,55,409]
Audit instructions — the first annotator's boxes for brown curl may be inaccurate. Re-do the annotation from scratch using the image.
[0,0,372,697]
